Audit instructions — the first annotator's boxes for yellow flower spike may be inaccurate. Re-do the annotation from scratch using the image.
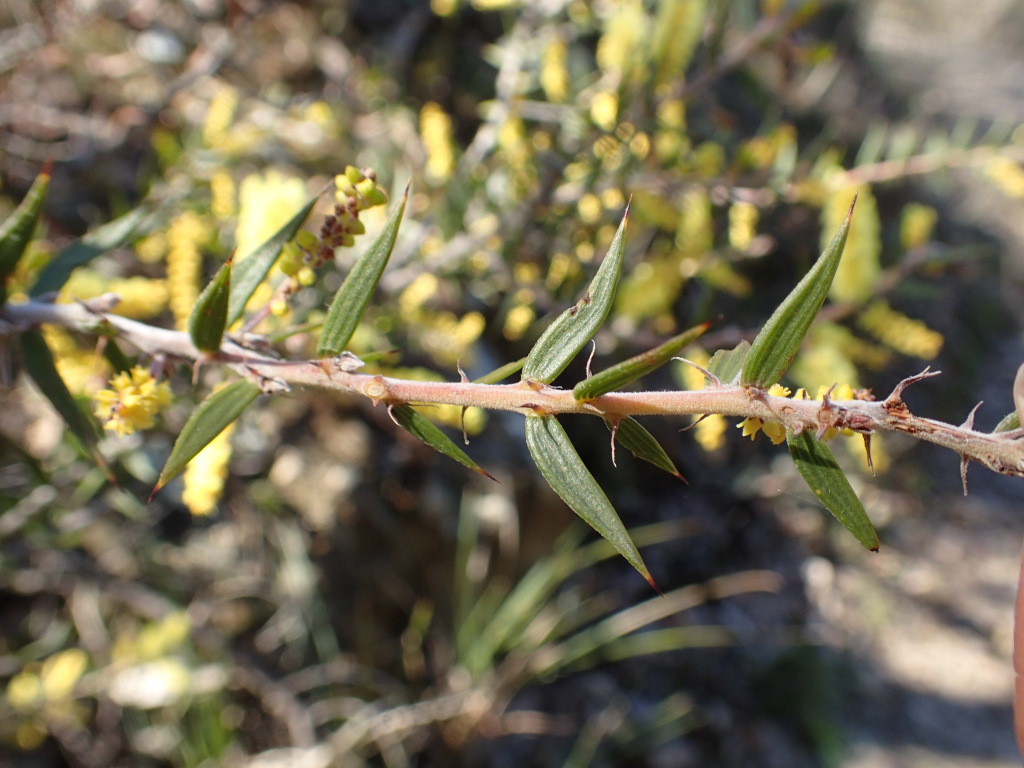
[420,101,456,183]
[209,170,236,221]
[166,211,208,330]
[94,366,172,438]
[541,38,569,103]
[695,413,727,452]
[235,170,307,261]
[201,84,239,149]
[182,421,235,516]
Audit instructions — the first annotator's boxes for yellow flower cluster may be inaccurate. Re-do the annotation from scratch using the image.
[93,366,172,438]
[738,384,793,445]
[738,383,860,445]
[182,423,234,516]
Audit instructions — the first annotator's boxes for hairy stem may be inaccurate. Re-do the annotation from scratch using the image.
[6,297,1023,480]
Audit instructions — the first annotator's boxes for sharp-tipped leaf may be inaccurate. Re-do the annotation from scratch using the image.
[0,171,50,298]
[389,403,493,479]
[31,204,152,297]
[740,197,856,388]
[524,414,656,588]
[19,330,101,448]
[188,255,232,352]
[522,209,629,383]
[228,190,324,326]
[606,417,684,479]
[706,341,750,385]
[154,379,260,494]
[574,321,709,400]
[787,428,879,551]
[317,187,408,356]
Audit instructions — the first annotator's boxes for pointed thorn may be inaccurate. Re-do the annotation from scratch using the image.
[862,434,876,476]
[386,404,400,427]
[960,401,983,430]
[960,454,970,497]
[460,405,470,446]
[585,340,596,379]
[678,413,709,433]
[673,357,721,388]
[609,419,620,468]
[456,360,469,383]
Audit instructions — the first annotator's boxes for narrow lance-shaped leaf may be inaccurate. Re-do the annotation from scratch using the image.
[473,357,526,385]
[388,403,494,479]
[188,255,232,352]
[740,196,856,388]
[317,186,409,357]
[228,189,324,326]
[574,321,710,400]
[31,204,152,297]
[19,330,101,449]
[787,428,879,551]
[153,378,261,495]
[524,414,657,589]
[605,416,684,480]
[522,208,629,383]
[0,170,50,299]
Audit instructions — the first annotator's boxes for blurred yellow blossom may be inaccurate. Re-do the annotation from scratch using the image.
[209,169,236,221]
[858,300,943,360]
[235,170,307,260]
[201,84,239,149]
[182,421,234,516]
[166,210,210,330]
[420,102,456,183]
[541,38,570,103]
[94,366,172,438]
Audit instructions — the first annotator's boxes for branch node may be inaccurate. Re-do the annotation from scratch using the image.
[885,367,941,407]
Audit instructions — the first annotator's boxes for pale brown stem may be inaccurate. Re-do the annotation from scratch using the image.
[5,298,1024,480]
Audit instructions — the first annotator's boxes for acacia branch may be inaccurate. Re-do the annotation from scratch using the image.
[5,297,1023,480]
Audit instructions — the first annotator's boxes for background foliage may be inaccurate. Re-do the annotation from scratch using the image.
[1,1,1023,766]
